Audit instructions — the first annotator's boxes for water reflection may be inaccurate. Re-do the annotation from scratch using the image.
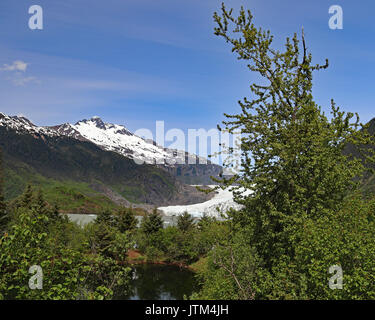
[114,264,198,300]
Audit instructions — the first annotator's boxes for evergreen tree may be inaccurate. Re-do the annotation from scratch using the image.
[141,208,163,235]
[35,189,47,213]
[177,211,195,232]
[95,209,115,227]
[0,148,8,232]
[91,223,115,257]
[197,214,216,230]
[117,207,137,233]
[20,184,33,209]
[50,203,62,221]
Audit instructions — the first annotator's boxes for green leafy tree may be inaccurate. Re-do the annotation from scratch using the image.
[192,228,265,300]
[194,4,375,300]
[0,183,133,300]
[214,2,374,268]
[48,203,63,222]
[0,207,87,299]
[269,194,375,300]
[91,224,115,257]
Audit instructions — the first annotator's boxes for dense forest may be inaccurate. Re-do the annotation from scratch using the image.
[0,181,223,299]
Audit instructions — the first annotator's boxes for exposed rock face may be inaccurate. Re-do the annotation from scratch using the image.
[163,162,222,185]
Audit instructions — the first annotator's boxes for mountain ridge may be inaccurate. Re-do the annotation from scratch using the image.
[0,112,216,212]
[0,113,223,185]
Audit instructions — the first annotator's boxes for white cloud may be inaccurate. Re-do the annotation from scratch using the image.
[1,60,28,72]
[0,60,39,86]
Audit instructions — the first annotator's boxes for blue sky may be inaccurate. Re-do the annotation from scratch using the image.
[0,0,374,143]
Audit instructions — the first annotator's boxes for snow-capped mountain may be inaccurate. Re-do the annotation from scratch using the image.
[52,116,182,165]
[0,113,58,137]
[0,113,222,182]
[0,113,190,165]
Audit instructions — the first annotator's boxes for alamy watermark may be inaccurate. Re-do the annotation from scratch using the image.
[26,5,344,31]
[328,265,343,290]
[27,263,344,291]
[28,5,43,30]
[329,5,343,30]
[28,265,43,290]
[133,121,242,175]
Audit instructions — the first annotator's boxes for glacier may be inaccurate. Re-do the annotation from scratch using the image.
[158,186,253,218]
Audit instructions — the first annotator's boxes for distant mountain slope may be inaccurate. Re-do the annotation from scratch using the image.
[0,113,212,211]
[343,117,375,196]
[50,116,223,184]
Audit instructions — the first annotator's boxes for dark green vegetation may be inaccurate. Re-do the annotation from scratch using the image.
[0,183,133,299]
[189,4,375,300]
[0,126,179,212]
[0,179,217,299]
[135,210,224,266]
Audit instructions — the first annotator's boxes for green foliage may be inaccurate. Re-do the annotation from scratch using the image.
[0,185,134,300]
[21,184,33,209]
[35,188,46,208]
[141,209,163,235]
[84,223,133,298]
[4,172,119,214]
[0,149,8,232]
[177,211,195,233]
[193,229,266,300]
[117,207,137,233]
[136,210,209,264]
[0,207,87,299]
[95,209,116,228]
[214,3,374,266]
[193,4,375,300]
[136,213,227,265]
[161,227,199,263]
[275,195,375,300]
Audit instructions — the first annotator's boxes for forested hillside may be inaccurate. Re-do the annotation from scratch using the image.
[0,126,209,212]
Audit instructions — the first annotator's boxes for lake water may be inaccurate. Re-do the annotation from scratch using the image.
[64,215,200,299]
[114,264,199,300]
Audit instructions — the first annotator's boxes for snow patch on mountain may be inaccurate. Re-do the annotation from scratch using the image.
[66,117,179,165]
[0,113,58,137]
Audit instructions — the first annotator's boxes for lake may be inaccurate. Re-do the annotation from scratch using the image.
[114,264,199,300]
[65,213,200,228]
